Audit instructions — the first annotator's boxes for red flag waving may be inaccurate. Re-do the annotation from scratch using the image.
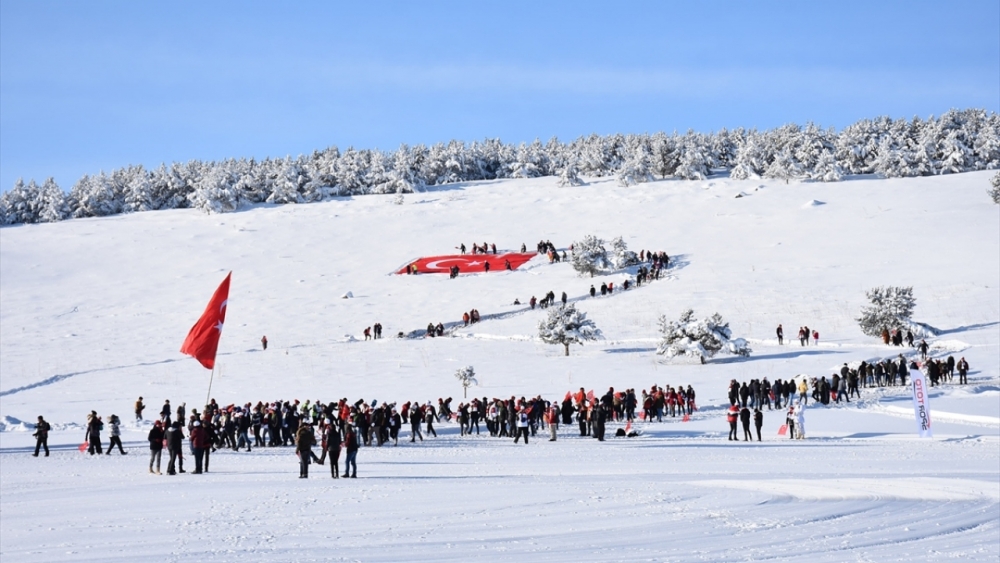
[180,272,231,369]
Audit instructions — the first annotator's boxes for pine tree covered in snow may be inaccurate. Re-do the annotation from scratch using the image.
[557,161,585,187]
[610,236,640,269]
[5,109,1000,226]
[0,179,41,224]
[856,286,916,337]
[537,303,602,356]
[37,178,70,222]
[570,235,610,277]
[989,171,1000,204]
[454,366,478,398]
[656,310,750,362]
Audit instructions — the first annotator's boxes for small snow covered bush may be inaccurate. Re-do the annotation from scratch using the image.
[538,303,602,356]
[454,366,477,398]
[571,235,640,276]
[558,162,585,187]
[610,236,640,269]
[656,309,750,362]
[989,171,1000,204]
[856,286,916,337]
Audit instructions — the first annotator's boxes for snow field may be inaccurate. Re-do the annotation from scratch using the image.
[1,171,998,561]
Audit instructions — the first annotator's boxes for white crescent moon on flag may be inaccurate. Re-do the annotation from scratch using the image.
[220,299,228,312]
[423,259,468,270]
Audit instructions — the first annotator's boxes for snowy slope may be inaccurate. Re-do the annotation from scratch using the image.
[1,172,998,562]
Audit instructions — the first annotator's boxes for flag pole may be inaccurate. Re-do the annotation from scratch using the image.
[205,366,215,409]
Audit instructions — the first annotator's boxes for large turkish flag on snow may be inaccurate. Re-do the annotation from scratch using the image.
[397,252,536,274]
[180,272,230,370]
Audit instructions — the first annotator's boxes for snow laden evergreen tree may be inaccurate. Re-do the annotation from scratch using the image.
[557,161,585,186]
[190,165,240,213]
[38,178,70,222]
[537,303,602,356]
[656,310,750,363]
[989,171,1000,204]
[454,365,478,398]
[570,235,611,277]
[610,236,640,269]
[856,286,916,337]
[0,178,41,224]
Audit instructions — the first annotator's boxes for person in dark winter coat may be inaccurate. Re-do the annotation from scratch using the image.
[344,425,359,478]
[776,324,783,345]
[739,407,752,441]
[753,408,763,442]
[739,383,750,408]
[295,423,317,478]
[148,420,164,474]
[85,411,103,455]
[957,357,970,384]
[324,421,342,478]
[165,421,185,475]
[33,416,50,457]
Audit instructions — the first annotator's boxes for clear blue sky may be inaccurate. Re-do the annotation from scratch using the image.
[1,0,997,191]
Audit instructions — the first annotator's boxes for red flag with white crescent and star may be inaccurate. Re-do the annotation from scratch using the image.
[180,272,231,370]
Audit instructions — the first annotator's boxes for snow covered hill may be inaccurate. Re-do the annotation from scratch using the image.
[1,172,998,562]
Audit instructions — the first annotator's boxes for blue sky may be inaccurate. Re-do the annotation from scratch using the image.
[1,1,997,191]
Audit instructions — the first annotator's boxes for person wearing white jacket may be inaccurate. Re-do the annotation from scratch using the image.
[106,414,127,455]
[795,406,806,439]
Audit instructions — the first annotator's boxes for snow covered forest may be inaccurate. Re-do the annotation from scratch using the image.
[2,108,998,225]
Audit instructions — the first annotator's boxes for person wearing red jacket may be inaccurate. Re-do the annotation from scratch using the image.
[726,403,739,441]
[546,405,559,442]
[190,421,209,474]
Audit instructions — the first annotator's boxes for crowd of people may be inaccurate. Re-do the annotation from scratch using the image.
[33,383,701,478]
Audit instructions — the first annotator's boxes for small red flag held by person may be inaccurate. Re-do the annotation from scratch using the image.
[180,272,231,370]
[682,414,691,422]
[78,442,88,452]
[639,411,646,420]
[778,424,788,436]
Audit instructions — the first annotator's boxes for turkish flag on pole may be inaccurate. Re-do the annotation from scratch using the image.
[180,272,231,369]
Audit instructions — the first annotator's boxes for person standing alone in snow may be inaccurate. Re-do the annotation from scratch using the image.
[776,324,783,345]
[261,335,268,350]
[33,416,50,457]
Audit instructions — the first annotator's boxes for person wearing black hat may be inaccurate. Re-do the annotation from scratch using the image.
[33,416,50,457]
[106,414,127,455]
